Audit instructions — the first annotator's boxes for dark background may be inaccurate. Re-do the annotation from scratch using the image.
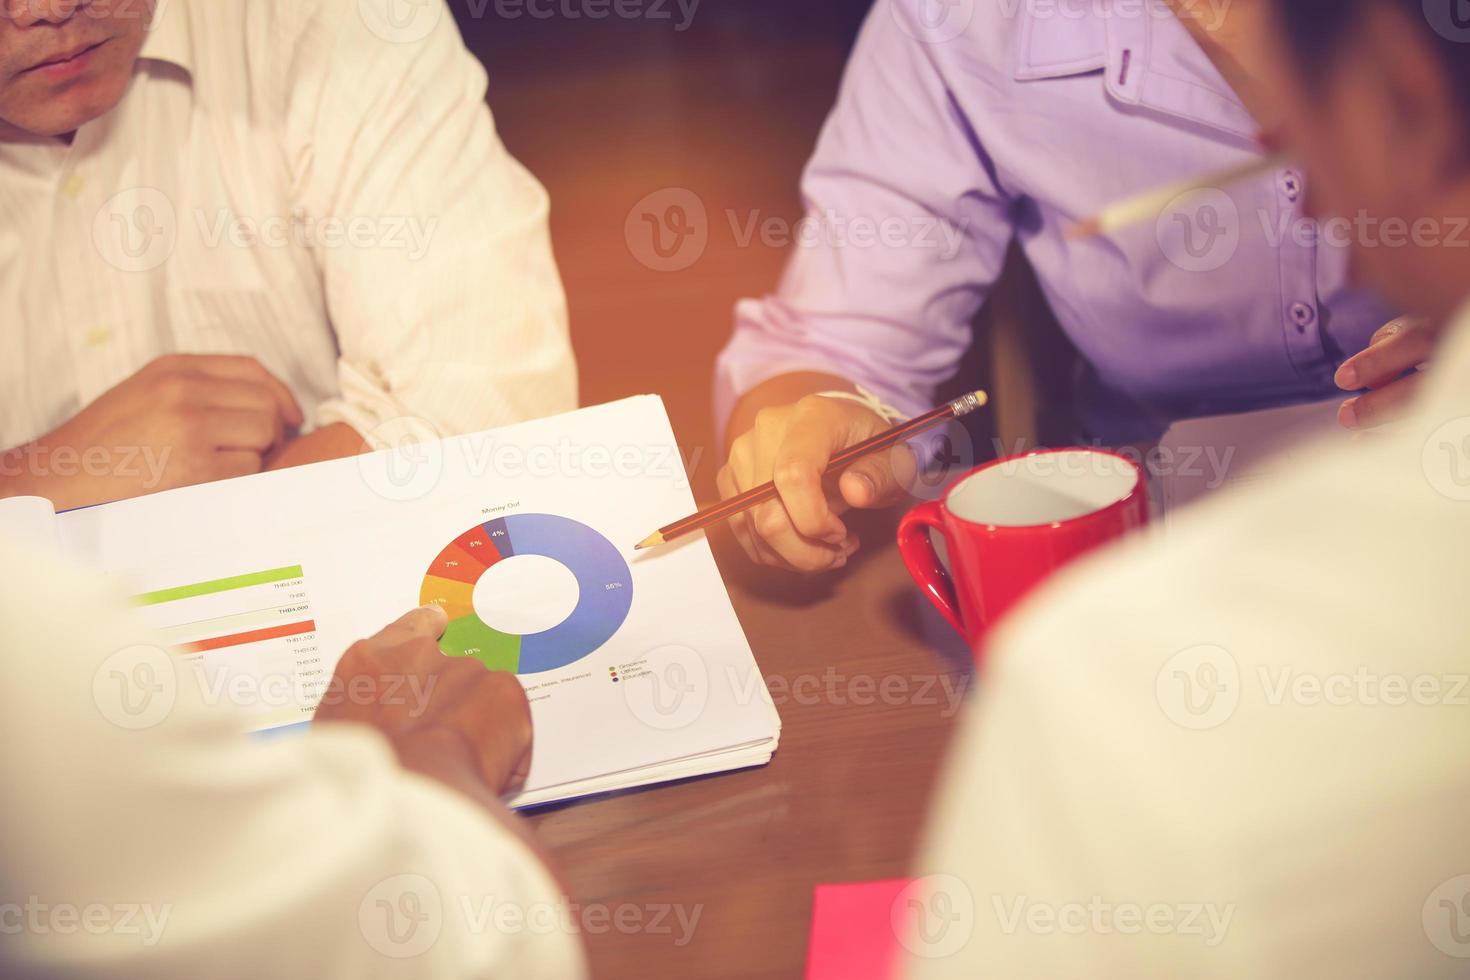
[452,0,875,495]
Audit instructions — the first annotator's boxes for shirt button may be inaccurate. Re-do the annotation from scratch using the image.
[60,173,86,201]
[1290,302,1317,329]
[84,325,112,348]
[1280,170,1302,202]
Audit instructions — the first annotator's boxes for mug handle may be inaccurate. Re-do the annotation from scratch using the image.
[897,500,966,636]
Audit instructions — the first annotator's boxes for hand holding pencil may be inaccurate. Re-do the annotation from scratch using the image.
[644,390,986,574]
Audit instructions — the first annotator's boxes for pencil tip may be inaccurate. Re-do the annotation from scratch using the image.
[1066,218,1100,241]
[634,532,664,551]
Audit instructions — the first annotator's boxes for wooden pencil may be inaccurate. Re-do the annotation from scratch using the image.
[634,390,988,550]
[1067,152,1289,240]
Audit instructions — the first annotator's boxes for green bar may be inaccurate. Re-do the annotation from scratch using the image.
[134,565,305,606]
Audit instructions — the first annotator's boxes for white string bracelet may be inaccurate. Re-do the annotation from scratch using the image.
[812,385,911,424]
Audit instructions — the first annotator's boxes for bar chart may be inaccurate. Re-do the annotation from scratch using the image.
[134,564,322,733]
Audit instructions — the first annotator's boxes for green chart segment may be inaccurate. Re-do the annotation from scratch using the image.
[419,515,633,675]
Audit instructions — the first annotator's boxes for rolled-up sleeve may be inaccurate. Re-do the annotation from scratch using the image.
[715,0,1015,434]
[285,0,576,442]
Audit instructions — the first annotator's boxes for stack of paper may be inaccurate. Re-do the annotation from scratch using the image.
[0,396,780,807]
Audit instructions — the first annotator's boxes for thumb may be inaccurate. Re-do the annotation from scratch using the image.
[838,443,918,509]
[373,604,450,645]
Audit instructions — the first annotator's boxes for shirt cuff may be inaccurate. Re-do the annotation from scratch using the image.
[714,341,953,466]
[314,361,445,449]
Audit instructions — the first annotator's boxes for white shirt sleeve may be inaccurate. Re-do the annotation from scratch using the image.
[0,540,587,980]
[283,0,577,442]
[900,419,1470,979]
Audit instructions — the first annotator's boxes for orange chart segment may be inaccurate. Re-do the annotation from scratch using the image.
[419,575,476,621]
[428,541,489,585]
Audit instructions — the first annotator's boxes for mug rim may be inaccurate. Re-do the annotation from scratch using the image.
[940,447,1146,532]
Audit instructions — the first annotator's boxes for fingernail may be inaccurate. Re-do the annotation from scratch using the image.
[1335,363,1359,391]
[420,603,448,624]
[823,530,847,545]
[847,472,874,503]
[1340,398,1361,429]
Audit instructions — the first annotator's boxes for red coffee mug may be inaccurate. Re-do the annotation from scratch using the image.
[898,448,1148,652]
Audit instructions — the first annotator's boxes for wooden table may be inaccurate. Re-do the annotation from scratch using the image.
[526,509,974,979]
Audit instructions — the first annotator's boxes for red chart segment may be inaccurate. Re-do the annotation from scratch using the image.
[455,525,501,563]
[427,542,485,585]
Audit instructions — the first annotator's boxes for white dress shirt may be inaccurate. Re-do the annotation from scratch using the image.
[0,0,575,451]
[903,312,1470,977]
[0,538,588,978]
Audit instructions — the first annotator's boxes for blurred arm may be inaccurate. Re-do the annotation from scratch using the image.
[0,544,586,980]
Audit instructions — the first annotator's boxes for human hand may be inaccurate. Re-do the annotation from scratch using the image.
[10,354,304,509]
[1335,317,1439,429]
[316,606,534,796]
[718,394,916,573]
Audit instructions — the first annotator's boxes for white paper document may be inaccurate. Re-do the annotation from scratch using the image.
[1156,399,1345,519]
[0,396,780,807]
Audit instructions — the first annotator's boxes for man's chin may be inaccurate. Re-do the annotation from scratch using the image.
[1,74,130,139]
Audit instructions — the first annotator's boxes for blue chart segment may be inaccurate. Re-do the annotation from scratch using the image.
[420,514,633,674]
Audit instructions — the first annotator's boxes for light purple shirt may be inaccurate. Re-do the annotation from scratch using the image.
[715,0,1390,444]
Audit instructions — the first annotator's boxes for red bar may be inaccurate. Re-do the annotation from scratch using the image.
[181,620,317,654]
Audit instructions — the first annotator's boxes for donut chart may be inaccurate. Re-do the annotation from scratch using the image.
[420,514,633,674]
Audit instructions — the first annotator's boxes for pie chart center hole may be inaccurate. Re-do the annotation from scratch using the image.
[472,555,581,636]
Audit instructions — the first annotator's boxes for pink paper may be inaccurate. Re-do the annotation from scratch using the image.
[804,878,912,980]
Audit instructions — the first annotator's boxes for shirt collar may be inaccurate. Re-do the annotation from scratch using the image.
[137,0,193,76]
[1013,0,1257,145]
